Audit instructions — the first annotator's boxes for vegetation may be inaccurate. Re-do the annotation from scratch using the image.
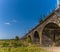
[15,36,20,41]
[0,36,48,52]
[0,46,48,52]
[3,42,9,47]
[26,37,31,43]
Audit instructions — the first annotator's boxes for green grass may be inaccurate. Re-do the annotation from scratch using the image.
[0,47,48,52]
[0,39,48,52]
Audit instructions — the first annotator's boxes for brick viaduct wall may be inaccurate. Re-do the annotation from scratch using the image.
[22,9,60,46]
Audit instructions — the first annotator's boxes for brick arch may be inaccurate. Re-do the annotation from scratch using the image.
[42,22,58,31]
[27,35,31,41]
[42,21,58,31]
[33,31,40,44]
[42,22,60,46]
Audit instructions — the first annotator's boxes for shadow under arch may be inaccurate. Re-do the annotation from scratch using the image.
[33,31,40,44]
[42,23,60,47]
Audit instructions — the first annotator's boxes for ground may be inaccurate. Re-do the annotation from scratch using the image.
[42,47,60,52]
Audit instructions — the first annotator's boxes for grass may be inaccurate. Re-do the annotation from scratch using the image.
[0,46,48,52]
[0,39,48,52]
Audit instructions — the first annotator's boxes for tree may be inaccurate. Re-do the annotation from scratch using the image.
[15,36,20,41]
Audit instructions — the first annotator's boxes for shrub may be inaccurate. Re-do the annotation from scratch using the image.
[26,37,31,43]
[3,42,9,47]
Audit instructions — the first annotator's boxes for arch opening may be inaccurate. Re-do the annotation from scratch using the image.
[42,23,60,47]
[27,35,31,42]
[34,31,40,44]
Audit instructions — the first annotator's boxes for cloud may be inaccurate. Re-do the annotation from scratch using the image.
[4,22,11,25]
[12,19,17,23]
[4,19,18,25]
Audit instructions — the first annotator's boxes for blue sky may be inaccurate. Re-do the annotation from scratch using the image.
[0,0,57,39]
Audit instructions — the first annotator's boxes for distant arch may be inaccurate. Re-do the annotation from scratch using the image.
[33,31,40,43]
[28,35,31,39]
[27,35,31,42]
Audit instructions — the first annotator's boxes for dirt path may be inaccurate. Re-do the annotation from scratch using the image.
[41,47,60,52]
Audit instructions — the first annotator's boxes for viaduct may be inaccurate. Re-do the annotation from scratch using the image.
[22,7,60,47]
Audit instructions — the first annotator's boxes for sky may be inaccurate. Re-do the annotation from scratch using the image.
[0,0,57,39]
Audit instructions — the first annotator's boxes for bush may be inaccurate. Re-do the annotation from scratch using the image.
[11,40,28,47]
[26,37,31,43]
[3,42,9,47]
[15,36,19,41]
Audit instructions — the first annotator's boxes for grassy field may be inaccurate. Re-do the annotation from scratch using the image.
[0,47,48,52]
[0,39,48,52]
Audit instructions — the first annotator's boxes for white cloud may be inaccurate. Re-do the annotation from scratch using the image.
[12,19,17,23]
[4,19,18,25]
[4,22,11,25]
